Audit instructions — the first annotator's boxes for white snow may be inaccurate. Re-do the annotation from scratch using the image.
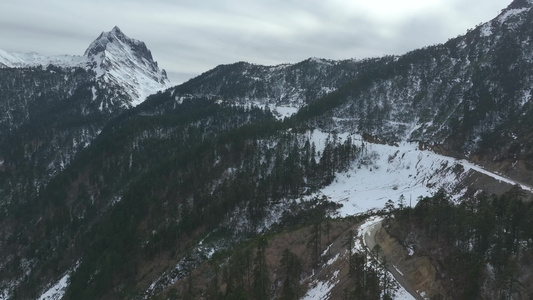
[300,132,533,299]
[302,269,340,300]
[91,86,98,101]
[395,288,417,300]
[480,23,493,37]
[238,100,300,120]
[456,158,533,192]
[0,289,8,300]
[498,8,528,24]
[0,49,86,69]
[326,253,340,266]
[307,129,350,155]
[393,265,405,277]
[302,280,336,300]
[273,105,299,119]
[0,27,171,107]
[357,216,384,249]
[90,33,172,106]
[520,90,532,106]
[36,273,70,300]
[307,134,532,218]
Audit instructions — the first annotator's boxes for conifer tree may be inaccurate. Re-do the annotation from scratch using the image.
[252,238,270,300]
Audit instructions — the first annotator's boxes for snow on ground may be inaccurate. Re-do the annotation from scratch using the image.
[36,273,70,300]
[303,215,415,299]
[0,49,86,69]
[241,100,300,120]
[395,288,417,300]
[0,30,172,108]
[480,23,493,37]
[0,289,8,300]
[498,7,529,24]
[94,33,172,106]
[307,129,351,154]
[311,138,457,217]
[457,158,533,192]
[301,270,340,300]
[273,105,299,119]
[306,132,532,218]
[356,216,384,253]
[357,216,416,300]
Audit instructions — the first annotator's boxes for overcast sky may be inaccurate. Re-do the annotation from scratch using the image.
[0,0,512,84]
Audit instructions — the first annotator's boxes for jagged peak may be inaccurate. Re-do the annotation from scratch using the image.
[81,26,171,106]
[110,25,123,35]
[83,26,153,62]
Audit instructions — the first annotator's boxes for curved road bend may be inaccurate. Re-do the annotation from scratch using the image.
[362,219,424,300]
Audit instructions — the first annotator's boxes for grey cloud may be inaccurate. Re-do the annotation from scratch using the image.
[0,0,513,84]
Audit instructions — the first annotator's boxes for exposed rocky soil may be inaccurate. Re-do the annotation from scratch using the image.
[373,224,449,299]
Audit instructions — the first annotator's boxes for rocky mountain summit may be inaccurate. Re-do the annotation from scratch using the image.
[1,1,533,299]
[0,27,172,213]
[0,26,171,108]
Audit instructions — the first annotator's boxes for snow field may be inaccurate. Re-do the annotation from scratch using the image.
[306,130,532,218]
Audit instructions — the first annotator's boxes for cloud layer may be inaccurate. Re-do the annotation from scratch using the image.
[0,0,511,83]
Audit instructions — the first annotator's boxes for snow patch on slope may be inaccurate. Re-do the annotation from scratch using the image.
[232,100,299,120]
[0,49,86,69]
[307,133,532,218]
[302,270,340,300]
[498,7,528,24]
[480,23,493,37]
[36,273,70,300]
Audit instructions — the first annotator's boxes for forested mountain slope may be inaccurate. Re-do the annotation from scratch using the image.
[0,27,171,212]
[172,0,533,184]
[1,1,533,299]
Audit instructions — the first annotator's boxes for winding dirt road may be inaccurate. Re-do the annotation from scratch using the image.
[361,219,424,300]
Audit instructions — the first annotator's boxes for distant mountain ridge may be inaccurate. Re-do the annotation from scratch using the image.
[2,2,533,299]
[0,26,171,107]
[0,27,173,213]
[174,0,533,165]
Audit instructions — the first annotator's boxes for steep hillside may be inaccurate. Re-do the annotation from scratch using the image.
[170,1,533,185]
[0,27,171,211]
[2,1,533,299]
[385,188,533,299]
[0,93,278,299]
[172,57,387,119]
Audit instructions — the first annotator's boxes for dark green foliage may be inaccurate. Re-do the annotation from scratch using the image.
[5,5,533,298]
[341,227,398,300]
[53,88,361,298]
[393,187,533,299]
[343,250,395,300]
[280,249,303,300]
[252,238,270,300]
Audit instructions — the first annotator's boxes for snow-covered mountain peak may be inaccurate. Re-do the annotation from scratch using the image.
[0,27,171,107]
[84,26,153,63]
[83,26,172,106]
